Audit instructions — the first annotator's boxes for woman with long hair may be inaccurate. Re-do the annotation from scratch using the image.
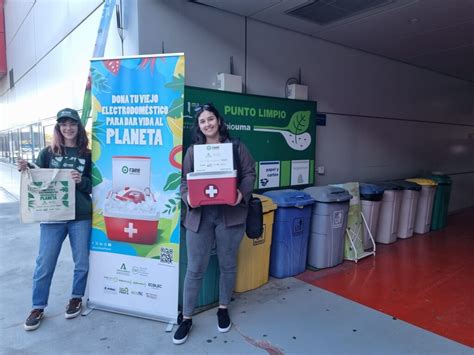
[17,108,92,331]
[173,103,256,344]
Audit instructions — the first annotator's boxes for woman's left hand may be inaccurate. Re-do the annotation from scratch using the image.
[71,170,82,184]
[229,189,242,206]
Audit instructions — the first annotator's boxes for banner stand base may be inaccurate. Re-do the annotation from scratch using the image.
[81,305,95,317]
[166,321,174,332]
[87,300,177,325]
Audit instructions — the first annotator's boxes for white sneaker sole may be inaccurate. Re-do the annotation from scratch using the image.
[173,324,193,345]
[65,307,82,319]
[218,322,231,333]
[24,314,44,331]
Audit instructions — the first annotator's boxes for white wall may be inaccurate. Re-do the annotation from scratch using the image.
[139,0,473,212]
[0,0,125,127]
[1,0,472,212]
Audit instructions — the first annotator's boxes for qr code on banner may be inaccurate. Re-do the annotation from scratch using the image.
[160,247,174,264]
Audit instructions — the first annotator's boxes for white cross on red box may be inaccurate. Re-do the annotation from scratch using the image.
[205,185,218,198]
[124,222,138,238]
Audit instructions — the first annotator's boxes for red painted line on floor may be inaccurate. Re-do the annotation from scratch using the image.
[234,325,285,355]
[297,208,474,348]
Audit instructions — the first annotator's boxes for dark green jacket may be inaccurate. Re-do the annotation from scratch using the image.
[35,147,92,221]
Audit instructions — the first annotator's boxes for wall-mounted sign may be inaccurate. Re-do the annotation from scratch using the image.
[184,86,317,190]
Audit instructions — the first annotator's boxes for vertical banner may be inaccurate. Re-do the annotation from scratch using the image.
[88,54,184,322]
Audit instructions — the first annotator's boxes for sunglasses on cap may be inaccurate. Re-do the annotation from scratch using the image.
[194,103,215,113]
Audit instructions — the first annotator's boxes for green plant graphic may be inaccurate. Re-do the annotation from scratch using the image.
[254,110,312,151]
[163,172,181,191]
[163,192,180,215]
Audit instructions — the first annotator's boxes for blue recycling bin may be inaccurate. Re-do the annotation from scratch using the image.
[262,189,314,278]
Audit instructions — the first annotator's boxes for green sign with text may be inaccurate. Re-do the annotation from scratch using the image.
[184,86,317,190]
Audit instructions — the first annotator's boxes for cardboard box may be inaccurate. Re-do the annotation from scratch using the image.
[187,171,237,206]
[112,156,151,190]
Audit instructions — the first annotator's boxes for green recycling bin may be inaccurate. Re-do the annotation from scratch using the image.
[428,174,452,230]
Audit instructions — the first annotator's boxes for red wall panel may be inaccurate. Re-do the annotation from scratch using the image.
[0,0,6,78]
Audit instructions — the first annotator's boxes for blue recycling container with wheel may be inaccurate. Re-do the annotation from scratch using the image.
[262,189,314,278]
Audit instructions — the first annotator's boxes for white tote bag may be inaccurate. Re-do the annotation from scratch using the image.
[20,168,76,223]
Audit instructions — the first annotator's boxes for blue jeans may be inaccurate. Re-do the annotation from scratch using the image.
[32,219,91,309]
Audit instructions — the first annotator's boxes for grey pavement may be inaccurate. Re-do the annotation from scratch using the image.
[0,167,472,354]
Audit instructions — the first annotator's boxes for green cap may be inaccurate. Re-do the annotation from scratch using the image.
[57,108,80,122]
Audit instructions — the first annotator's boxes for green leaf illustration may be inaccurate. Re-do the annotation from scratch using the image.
[80,87,91,126]
[162,195,181,215]
[92,120,106,146]
[167,96,184,119]
[63,194,69,201]
[90,67,111,93]
[62,201,69,207]
[91,164,103,187]
[254,110,311,135]
[165,74,184,91]
[163,172,181,191]
[286,111,310,135]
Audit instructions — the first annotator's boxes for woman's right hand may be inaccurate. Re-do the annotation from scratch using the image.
[17,158,29,172]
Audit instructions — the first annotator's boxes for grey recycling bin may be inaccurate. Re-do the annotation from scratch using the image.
[304,186,352,269]
[359,183,385,250]
[392,180,421,239]
[374,182,403,244]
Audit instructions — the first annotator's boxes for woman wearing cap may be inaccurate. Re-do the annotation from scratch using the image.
[173,103,256,345]
[17,108,92,331]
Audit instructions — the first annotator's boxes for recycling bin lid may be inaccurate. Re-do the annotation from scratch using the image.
[262,189,314,208]
[252,193,277,213]
[368,181,402,191]
[391,180,422,191]
[303,186,352,203]
[359,183,385,195]
[406,178,437,186]
[427,174,452,185]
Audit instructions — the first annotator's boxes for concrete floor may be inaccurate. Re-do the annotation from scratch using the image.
[0,163,472,354]
[0,199,471,354]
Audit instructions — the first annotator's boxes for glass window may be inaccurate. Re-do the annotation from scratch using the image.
[31,123,43,161]
[43,123,55,148]
[20,126,33,162]
[10,130,20,163]
[0,132,11,162]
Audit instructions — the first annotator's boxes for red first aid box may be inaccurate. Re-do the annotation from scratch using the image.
[187,170,237,206]
[103,210,159,245]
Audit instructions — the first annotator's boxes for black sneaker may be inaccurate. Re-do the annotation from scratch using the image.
[173,318,193,345]
[24,309,44,331]
[217,308,231,333]
[65,298,82,319]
